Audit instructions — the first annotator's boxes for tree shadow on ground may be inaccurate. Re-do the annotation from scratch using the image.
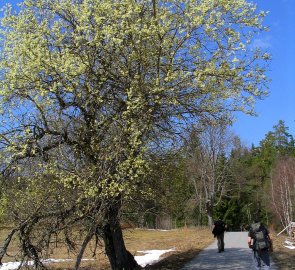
[143,249,203,270]
[145,247,278,270]
[180,247,254,269]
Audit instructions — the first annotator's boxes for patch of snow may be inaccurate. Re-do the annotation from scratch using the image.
[284,244,295,249]
[284,240,295,249]
[0,261,33,270]
[0,249,175,270]
[134,248,176,267]
[0,258,94,270]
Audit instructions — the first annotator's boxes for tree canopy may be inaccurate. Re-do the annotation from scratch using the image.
[0,0,269,269]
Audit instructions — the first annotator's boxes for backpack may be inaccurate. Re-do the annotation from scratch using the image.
[212,220,225,236]
[250,222,270,251]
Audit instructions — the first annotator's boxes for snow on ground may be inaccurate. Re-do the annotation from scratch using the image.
[0,259,92,270]
[0,249,175,269]
[135,248,176,267]
[284,240,295,249]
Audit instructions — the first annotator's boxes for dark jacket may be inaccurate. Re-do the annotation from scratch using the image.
[212,220,225,237]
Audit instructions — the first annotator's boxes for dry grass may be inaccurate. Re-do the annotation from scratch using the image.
[1,227,294,269]
[270,232,295,270]
[125,228,213,270]
[0,227,213,270]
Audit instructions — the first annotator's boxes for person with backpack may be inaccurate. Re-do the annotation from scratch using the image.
[248,218,273,270]
[212,219,226,253]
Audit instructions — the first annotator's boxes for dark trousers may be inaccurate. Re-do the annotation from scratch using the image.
[217,232,224,252]
[252,250,270,269]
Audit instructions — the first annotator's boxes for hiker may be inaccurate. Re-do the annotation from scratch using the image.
[212,219,226,253]
[248,218,273,270]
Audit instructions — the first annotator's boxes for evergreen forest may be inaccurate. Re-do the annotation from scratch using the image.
[131,120,295,234]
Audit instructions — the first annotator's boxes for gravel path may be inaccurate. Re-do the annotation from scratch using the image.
[181,232,278,270]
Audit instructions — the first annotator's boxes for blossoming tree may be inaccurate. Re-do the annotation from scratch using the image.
[0,0,269,269]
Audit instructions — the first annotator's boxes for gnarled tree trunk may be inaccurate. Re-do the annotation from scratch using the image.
[103,204,140,270]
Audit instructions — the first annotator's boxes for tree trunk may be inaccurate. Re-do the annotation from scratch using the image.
[207,213,213,229]
[0,228,17,265]
[74,224,97,270]
[103,204,140,270]
[206,200,213,228]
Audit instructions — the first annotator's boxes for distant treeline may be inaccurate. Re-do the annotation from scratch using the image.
[124,120,295,233]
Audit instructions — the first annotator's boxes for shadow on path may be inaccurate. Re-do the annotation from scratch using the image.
[181,232,278,270]
[182,247,253,269]
[144,248,203,270]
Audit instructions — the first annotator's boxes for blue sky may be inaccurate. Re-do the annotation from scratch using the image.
[233,0,295,146]
[1,0,295,147]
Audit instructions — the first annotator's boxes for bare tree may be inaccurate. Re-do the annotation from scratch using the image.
[186,121,233,227]
[271,157,295,235]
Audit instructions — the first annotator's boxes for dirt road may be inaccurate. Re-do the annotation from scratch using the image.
[181,232,278,269]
